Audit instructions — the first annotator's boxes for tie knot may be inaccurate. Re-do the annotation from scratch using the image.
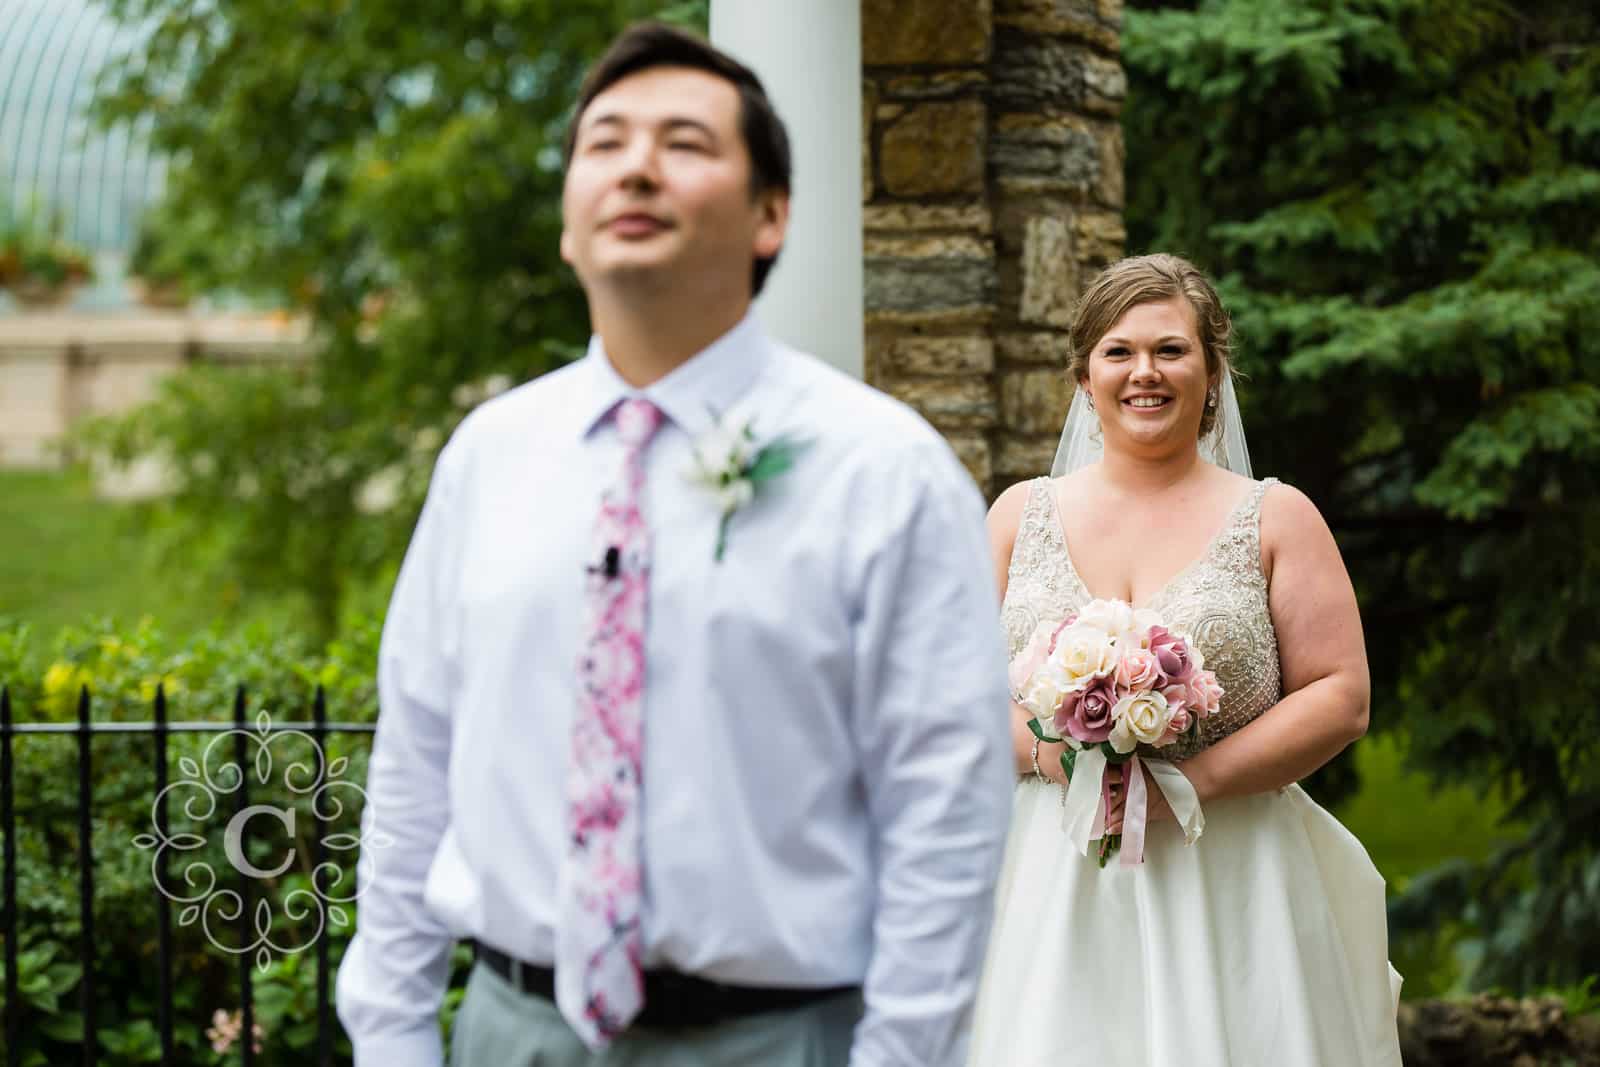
[614,397,663,448]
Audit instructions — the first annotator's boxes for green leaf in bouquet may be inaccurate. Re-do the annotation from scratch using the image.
[1060,747,1078,779]
[1026,717,1059,743]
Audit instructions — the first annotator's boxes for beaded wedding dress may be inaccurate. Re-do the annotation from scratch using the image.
[967,477,1403,1067]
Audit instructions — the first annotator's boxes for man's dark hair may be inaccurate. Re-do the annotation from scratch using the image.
[564,22,792,296]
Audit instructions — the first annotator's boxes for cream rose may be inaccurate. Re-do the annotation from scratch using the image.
[1076,598,1165,650]
[1015,662,1076,731]
[1049,622,1118,690]
[1108,689,1174,754]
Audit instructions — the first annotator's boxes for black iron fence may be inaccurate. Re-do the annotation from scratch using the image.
[0,685,376,1066]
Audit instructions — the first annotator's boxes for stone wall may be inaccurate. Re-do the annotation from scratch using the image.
[1398,995,1600,1066]
[862,0,1126,497]
[0,311,309,475]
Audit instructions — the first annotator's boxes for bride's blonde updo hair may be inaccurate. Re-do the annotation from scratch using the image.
[1066,253,1235,439]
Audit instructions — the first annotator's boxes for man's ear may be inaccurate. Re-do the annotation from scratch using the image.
[752,189,789,261]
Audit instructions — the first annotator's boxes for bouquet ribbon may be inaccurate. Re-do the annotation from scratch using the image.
[1061,750,1206,866]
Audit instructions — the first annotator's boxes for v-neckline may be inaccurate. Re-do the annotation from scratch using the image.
[1043,477,1258,611]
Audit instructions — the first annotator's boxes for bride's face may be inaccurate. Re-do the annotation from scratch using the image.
[1084,297,1213,456]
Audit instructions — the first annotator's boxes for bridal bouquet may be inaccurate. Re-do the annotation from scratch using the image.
[1011,598,1222,866]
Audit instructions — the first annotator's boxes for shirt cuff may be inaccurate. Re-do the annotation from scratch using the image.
[350,1023,445,1067]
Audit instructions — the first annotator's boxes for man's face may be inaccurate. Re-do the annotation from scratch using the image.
[560,66,786,297]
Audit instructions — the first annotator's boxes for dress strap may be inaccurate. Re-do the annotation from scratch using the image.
[1006,477,1056,586]
[1238,476,1280,582]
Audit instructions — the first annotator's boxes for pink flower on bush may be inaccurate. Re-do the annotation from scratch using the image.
[206,1009,264,1055]
[1056,675,1117,744]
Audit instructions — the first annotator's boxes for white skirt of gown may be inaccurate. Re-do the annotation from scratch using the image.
[968,777,1404,1067]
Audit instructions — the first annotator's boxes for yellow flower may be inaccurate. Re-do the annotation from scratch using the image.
[42,661,93,718]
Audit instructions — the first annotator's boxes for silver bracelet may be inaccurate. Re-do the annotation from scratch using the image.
[1031,737,1048,783]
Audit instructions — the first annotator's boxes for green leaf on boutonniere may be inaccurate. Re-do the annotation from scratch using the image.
[745,437,805,482]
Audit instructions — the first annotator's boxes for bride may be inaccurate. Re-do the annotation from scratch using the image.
[969,254,1403,1066]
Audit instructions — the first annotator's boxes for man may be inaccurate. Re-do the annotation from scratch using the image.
[336,22,1013,1067]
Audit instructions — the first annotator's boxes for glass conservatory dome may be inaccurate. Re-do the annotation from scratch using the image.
[0,0,166,310]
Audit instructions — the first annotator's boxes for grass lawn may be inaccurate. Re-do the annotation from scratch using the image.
[0,467,296,650]
[1337,730,1522,891]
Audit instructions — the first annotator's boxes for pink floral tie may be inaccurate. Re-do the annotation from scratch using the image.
[556,396,663,1048]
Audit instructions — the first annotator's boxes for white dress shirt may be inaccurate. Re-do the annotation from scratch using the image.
[335,313,1014,1067]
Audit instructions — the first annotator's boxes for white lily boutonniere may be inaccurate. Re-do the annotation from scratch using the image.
[685,409,807,562]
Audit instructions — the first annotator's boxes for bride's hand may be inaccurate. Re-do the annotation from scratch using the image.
[1103,765,1176,832]
[1037,738,1072,786]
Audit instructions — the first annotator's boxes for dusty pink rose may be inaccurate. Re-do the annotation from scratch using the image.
[1055,675,1117,744]
[1148,626,1197,682]
[1115,647,1165,692]
[1187,669,1225,717]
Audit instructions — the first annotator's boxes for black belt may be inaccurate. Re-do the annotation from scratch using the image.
[470,941,859,1031]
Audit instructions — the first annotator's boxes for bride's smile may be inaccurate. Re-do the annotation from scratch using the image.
[1087,296,1213,452]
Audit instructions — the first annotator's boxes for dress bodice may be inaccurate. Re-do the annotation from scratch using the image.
[1000,476,1283,759]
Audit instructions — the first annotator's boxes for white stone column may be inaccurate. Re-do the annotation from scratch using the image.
[711,1,862,378]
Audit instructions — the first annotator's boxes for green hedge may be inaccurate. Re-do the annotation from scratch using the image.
[0,616,470,1064]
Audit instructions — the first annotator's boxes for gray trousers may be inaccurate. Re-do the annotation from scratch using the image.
[450,962,863,1067]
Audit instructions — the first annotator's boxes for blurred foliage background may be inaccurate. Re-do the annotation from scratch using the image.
[2,0,1597,1059]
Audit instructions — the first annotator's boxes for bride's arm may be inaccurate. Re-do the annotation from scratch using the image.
[987,482,1070,785]
[1177,483,1370,805]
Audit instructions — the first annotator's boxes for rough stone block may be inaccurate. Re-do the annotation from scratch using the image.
[993,432,1062,481]
[943,431,992,489]
[1075,210,1127,267]
[997,331,1070,366]
[883,335,995,377]
[883,71,988,101]
[1000,367,1075,435]
[1083,53,1127,115]
[863,0,993,66]
[886,378,998,431]
[864,234,996,316]
[881,100,987,197]
[991,114,1100,195]
[992,30,1086,111]
[864,202,993,235]
[1019,215,1078,328]
[995,0,1121,53]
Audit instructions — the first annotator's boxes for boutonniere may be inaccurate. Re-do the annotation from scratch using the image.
[685,409,807,562]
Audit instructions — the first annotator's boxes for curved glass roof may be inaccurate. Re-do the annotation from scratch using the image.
[1,0,168,310]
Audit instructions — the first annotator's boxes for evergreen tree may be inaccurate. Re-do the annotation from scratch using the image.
[1125,0,1600,990]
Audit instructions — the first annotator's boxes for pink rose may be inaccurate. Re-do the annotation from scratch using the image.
[1046,614,1078,656]
[1115,647,1164,692]
[1055,676,1117,744]
[1148,626,1197,682]
[1008,622,1054,695]
[1187,669,1225,717]
[1153,685,1193,745]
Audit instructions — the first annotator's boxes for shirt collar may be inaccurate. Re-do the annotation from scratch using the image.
[576,311,772,443]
